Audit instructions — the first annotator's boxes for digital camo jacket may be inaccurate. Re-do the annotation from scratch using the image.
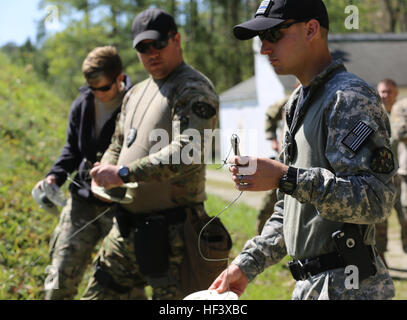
[234,60,397,283]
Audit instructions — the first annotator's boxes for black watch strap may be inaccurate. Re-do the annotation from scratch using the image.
[118,166,131,184]
[279,166,298,195]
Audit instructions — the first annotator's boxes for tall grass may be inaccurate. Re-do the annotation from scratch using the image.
[0,52,69,299]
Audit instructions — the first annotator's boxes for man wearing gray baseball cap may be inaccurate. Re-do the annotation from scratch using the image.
[210,0,396,300]
[132,8,178,49]
[82,8,231,300]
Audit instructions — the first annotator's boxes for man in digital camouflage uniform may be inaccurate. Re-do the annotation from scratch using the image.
[34,46,132,299]
[257,97,287,234]
[81,8,227,300]
[210,0,396,300]
[375,79,407,266]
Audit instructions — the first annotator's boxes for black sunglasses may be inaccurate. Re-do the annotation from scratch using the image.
[258,20,307,43]
[136,33,175,54]
[89,81,115,92]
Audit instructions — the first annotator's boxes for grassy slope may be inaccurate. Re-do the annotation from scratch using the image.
[0,52,68,299]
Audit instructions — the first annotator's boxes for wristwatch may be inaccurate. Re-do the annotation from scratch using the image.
[279,166,298,195]
[118,166,131,184]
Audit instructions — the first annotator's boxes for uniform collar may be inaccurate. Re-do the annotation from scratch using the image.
[307,59,346,90]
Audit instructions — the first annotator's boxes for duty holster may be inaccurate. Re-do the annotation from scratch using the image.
[114,205,186,278]
[332,223,377,282]
[288,224,377,282]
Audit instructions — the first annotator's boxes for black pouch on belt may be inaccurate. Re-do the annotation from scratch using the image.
[332,223,377,282]
[114,205,132,238]
[133,215,170,278]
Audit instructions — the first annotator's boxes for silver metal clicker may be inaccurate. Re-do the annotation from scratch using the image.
[231,134,241,156]
[231,134,246,185]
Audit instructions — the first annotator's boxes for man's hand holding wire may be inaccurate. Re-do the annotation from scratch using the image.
[228,156,288,192]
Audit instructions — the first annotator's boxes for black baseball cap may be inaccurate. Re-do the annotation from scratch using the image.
[234,0,329,40]
[132,8,178,48]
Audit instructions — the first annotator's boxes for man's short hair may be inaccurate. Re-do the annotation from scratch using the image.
[82,46,123,82]
[378,78,398,88]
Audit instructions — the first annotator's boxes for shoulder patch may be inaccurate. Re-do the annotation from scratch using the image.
[192,102,217,120]
[342,121,375,154]
[370,147,395,174]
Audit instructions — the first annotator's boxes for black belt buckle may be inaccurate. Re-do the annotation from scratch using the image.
[288,261,307,281]
[289,258,323,281]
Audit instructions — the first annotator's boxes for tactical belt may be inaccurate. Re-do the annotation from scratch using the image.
[288,246,376,281]
[114,204,195,238]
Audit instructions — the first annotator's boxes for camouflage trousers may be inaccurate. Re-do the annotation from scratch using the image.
[44,193,115,300]
[81,212,186,300]
[375,174,407,255]
[257,190,277,234]
[292,256,395,300]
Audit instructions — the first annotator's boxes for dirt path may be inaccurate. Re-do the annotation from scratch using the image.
[206,168,268,210]
[386,215,407,280]
[206,168,407,281]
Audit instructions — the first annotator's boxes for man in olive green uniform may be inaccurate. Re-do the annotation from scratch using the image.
[81,8,229,300]
[375,79,407,266]
[257,98,287,234]
[390,96,407,255]
[211,0,396,300]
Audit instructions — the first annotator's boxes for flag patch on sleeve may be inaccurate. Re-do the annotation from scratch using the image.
[342,121,374,154]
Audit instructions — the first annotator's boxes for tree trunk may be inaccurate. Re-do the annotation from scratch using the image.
[168,0,177,17]
[82,0,91,30]
[110,7,119,38]
[190,0,198,40]
[383,0,398,32]
[230,0,242,85]
[400,0,407,31]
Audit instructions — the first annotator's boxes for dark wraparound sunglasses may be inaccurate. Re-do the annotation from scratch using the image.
[89,81,115,92]
[258,20,307,43]
[136,33,176,54]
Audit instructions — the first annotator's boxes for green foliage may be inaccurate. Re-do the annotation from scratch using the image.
[3,0,407,101]
[42,22,111,99]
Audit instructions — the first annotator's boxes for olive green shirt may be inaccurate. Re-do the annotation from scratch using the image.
[102,62,219,214]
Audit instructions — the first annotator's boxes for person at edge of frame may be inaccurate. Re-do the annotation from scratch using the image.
[34,46,132,300]
[382,80,407,259]
[210,0,397,300]
[80,8,231,300]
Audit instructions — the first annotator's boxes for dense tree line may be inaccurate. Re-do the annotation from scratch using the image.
[2,0,407,100]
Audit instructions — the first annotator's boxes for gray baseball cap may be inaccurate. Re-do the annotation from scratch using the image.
[132,8,178,48]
